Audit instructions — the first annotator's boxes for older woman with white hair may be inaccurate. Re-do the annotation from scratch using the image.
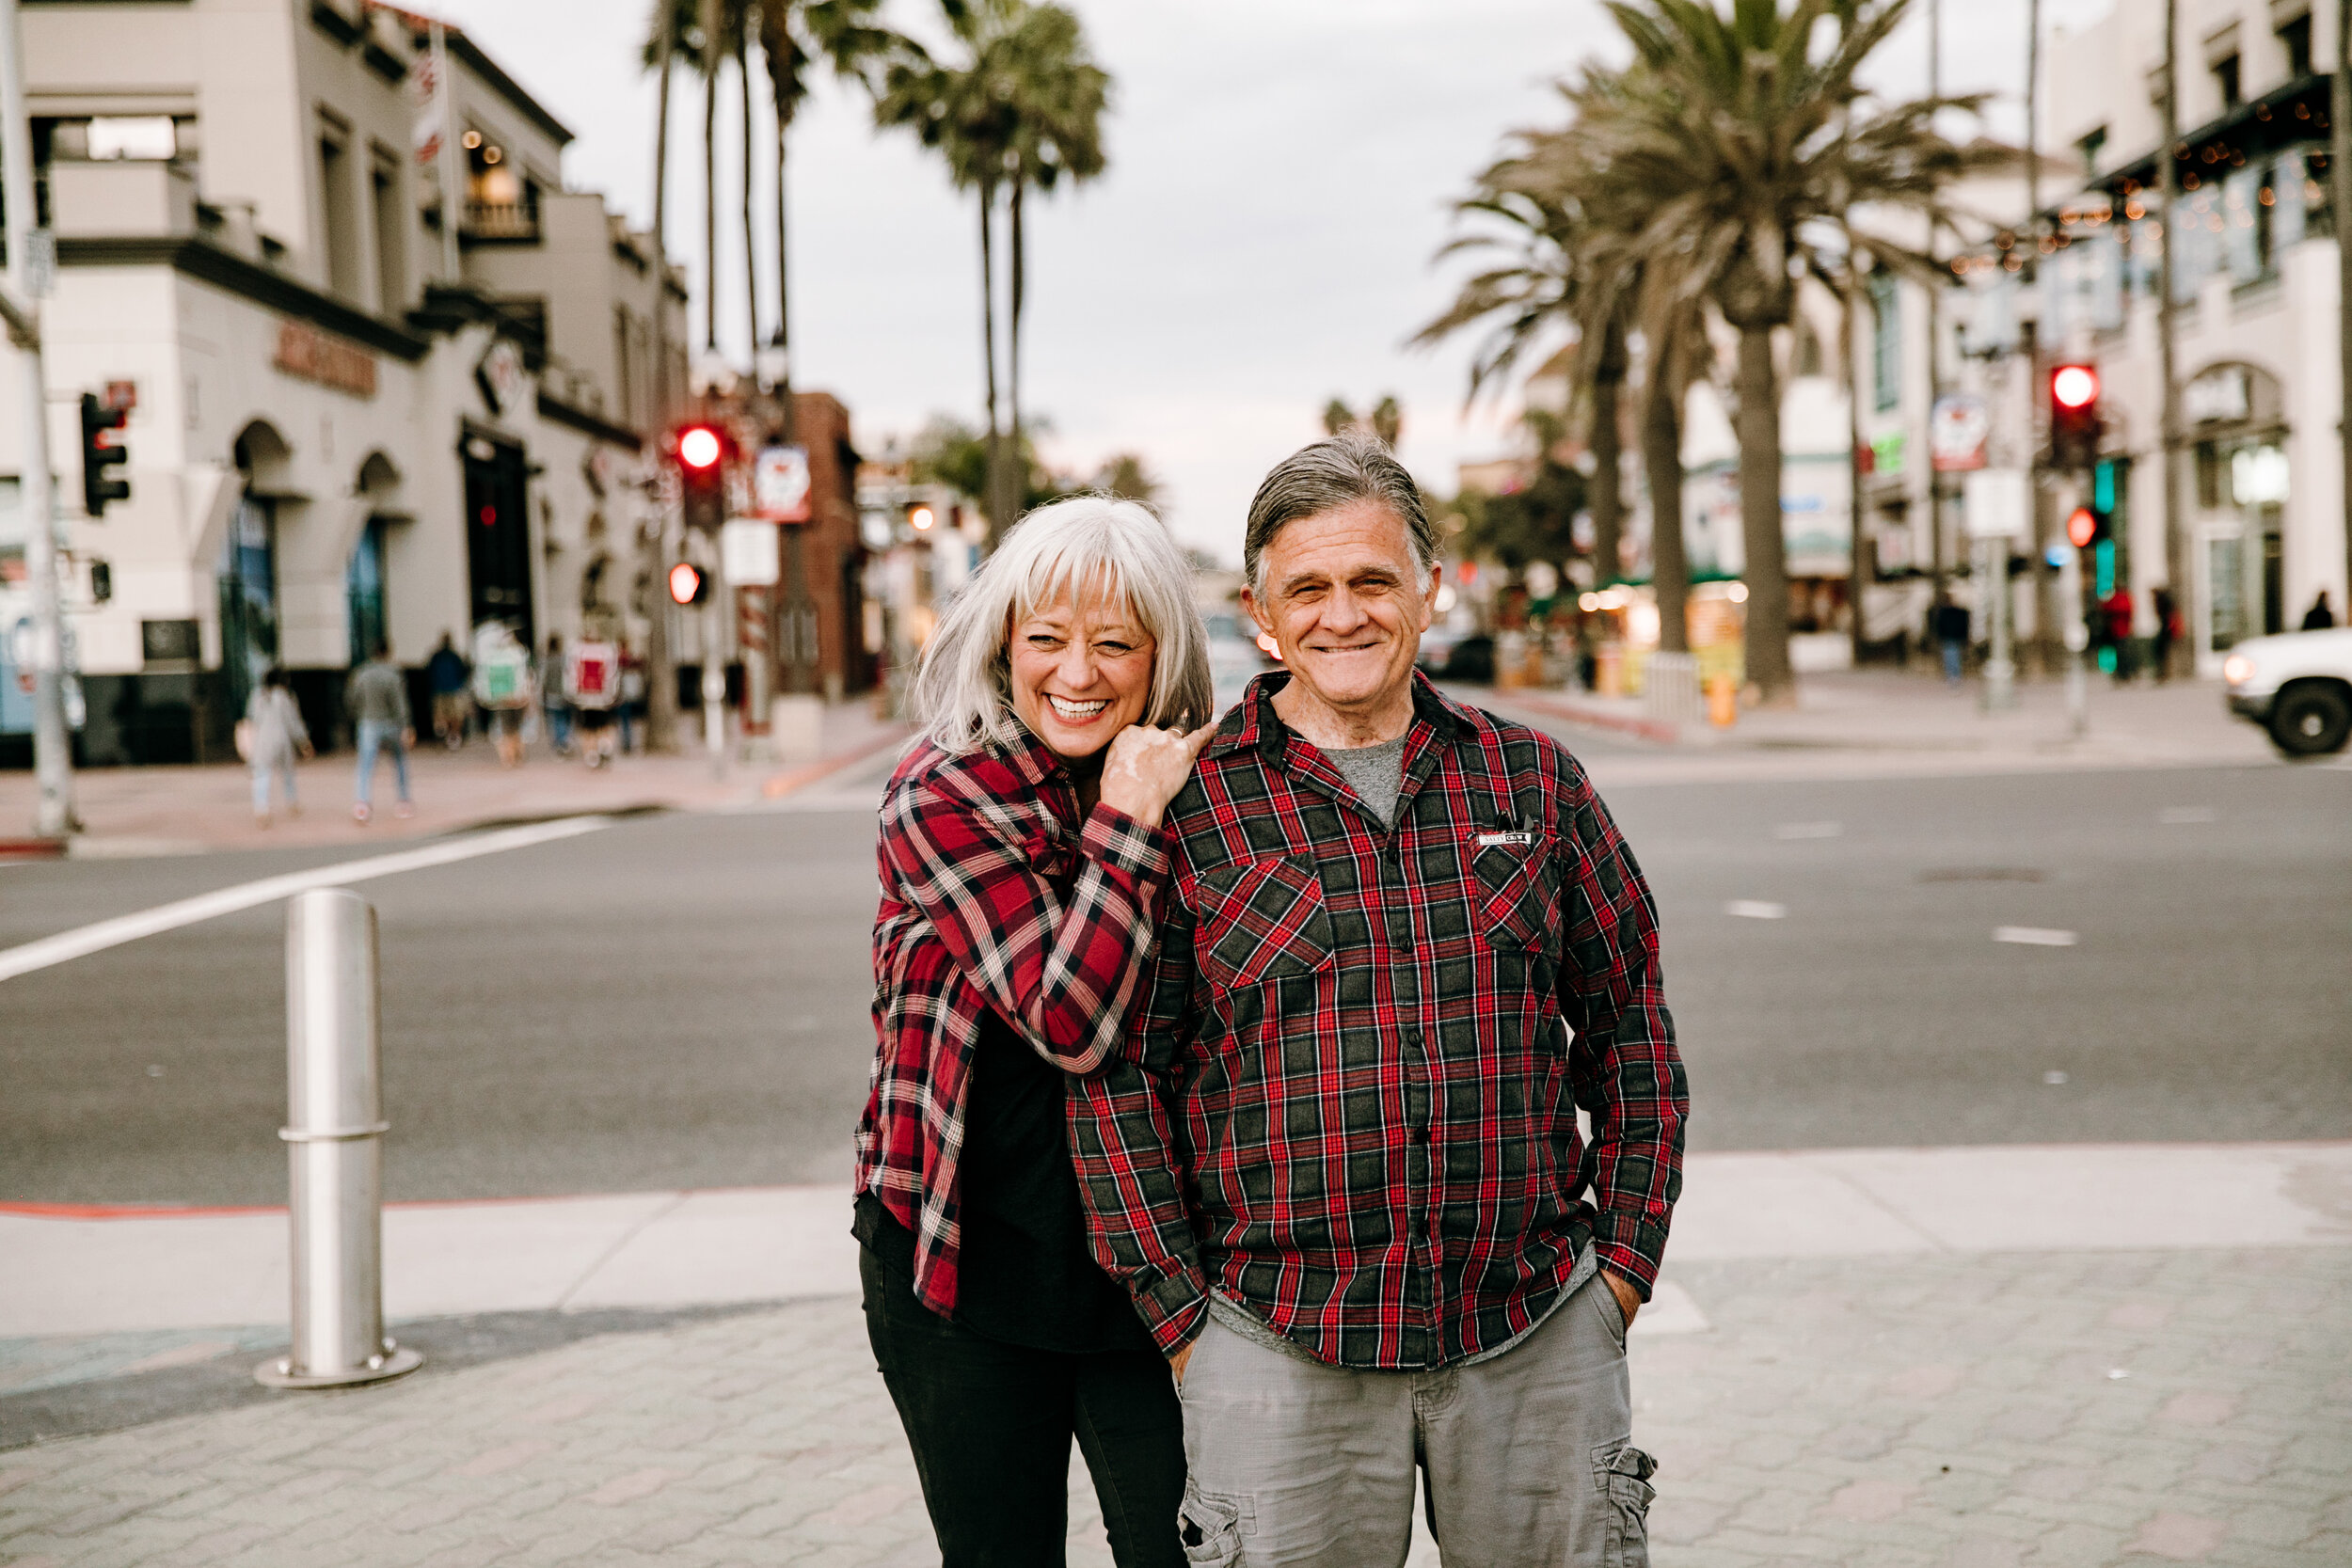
[856,494,1215,1568]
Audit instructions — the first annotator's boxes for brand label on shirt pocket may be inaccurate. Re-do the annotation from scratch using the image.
[1189,854,1337,991]
[1469,831,1562,953]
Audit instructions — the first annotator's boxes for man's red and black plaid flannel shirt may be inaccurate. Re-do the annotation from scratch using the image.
[859,730,1173,1318]
[1069,673,1686,1369]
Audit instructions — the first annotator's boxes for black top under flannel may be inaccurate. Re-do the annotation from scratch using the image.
[1068,672,1688,1368]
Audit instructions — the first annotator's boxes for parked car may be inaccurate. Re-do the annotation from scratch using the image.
[2221,628,2352,756]
[1416,630,1495,684]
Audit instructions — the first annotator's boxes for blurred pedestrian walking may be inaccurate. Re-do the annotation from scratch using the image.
[346,641,414,824]
[541,634,573,758]
[564,633,622,768]
[2102,588,2137,683]
[471,623,535,768]
[426,632,471,750]
[2153,586,2181,682]
[618,649,646,754]
[239,667,310,827]
[2303,591,2337,631]
[858,497,1215,1568]
[1931,597,1970,686]
[1073,434,1686,1567]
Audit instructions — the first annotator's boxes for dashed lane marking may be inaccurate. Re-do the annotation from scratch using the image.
[1725,900,1788,920]
[1994,926,2078,947]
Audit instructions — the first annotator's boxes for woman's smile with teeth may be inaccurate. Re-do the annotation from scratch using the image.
[1048,695,1110,720]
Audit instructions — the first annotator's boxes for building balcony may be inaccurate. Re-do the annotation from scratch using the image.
[463,198,540,245]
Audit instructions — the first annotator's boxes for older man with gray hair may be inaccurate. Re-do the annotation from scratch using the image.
[1071,429,1687,1566]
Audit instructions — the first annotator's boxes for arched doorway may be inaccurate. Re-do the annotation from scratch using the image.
[220,421,295,722]
[348,451,403,666]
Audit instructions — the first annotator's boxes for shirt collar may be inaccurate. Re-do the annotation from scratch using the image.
[1207,668,1474,763]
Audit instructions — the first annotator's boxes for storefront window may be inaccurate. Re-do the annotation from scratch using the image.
[1867,271,1899,413]
[217,494,278,719]
[347,518,387,665]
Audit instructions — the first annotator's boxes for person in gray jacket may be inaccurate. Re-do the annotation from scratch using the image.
[244,668,311,827]
[346,641,415,824]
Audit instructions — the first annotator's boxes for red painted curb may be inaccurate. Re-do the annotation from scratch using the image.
[0,1200,281,1220]
[0,838,68,861]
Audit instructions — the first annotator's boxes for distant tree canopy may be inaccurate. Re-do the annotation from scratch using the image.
[1092,451,1164,510]
[908,417,1164,517]
[1454,413,1587,575]
[1322,395,1403,448]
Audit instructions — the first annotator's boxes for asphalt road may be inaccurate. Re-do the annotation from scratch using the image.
[4,732,2347,1206]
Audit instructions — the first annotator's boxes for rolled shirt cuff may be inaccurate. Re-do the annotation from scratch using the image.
[1131,1263,1211,1357]
[1590,1211,1670,1300]
[1081,802,1174,880]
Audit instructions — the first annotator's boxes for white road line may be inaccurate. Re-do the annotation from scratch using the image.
[1725,900,1788,920]
[1994,926,2078,947]
[0,816,612,983]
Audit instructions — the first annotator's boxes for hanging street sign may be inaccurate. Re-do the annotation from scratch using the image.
[754,445,812,524]
[1929,394,1990,472]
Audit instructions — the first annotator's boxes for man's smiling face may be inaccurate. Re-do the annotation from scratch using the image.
[1242,499,1436,721]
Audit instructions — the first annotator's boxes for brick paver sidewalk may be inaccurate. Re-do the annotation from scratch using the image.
[5,1247,2345,1567]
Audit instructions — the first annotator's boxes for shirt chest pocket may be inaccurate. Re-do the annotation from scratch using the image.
[1189,854,1337,991]
[1469,832,1563,955]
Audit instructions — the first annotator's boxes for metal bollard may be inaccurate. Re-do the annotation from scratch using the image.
[254,889,423,1389]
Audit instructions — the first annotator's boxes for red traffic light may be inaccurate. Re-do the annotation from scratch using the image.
[2066,506,2098,548]
[666,562,706,605]
[677,425,723,470]
[2051,365,2099,410]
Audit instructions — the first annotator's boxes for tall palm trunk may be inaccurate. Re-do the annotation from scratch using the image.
[1006,180,1026,538]
[2157,0,2185,673]
[1735,325,1795,702]
[739,36,759,353]
[647,0,680,754]
[2339,0,2352,610]
[1841,270,1867,667]
[653,7,675,279]
[700,0,720,353]
[773,116,795,441]
[1643,368,1690,654]
[1588,315,1627,586]
[978,182,1006,547]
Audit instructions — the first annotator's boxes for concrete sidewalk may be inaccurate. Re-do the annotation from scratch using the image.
[0,701,911,860]
[4,1144,2348,1565]
[1484,668,2298,784]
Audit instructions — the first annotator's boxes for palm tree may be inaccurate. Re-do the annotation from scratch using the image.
[877,1,1108,545]
[752,0,905,440]
[1577,0,1983,702]
[1412,96,1634,594]
[997,6,1107,538]
[644,0,740,354]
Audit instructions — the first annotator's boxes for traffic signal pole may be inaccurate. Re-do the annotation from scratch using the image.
[0,0,72,839]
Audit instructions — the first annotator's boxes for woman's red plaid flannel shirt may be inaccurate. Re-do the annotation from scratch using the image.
[858,731,1174,1316]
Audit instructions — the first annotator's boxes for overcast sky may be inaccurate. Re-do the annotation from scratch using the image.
[437,0,2115,565]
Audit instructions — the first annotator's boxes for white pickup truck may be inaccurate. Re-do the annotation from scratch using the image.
[2222,628,2352,756]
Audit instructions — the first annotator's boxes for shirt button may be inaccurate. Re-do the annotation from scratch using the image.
[1409,1126,1431,1145]
[1406,1028,1424,1048]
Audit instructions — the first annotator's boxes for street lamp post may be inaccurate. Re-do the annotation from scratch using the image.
[0,0,72,839]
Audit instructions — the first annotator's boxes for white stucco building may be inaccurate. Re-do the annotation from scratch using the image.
[0,0,688,765]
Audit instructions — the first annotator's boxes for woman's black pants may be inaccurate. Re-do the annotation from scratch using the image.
[861,1247,1187,1567]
